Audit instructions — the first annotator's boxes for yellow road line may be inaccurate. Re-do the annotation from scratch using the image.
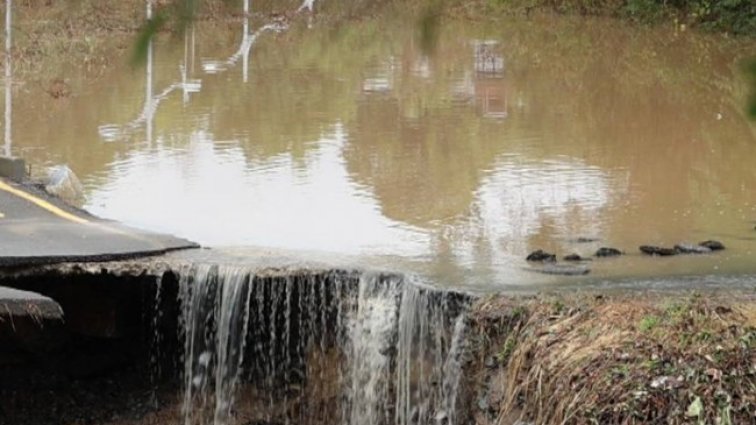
[0,180,89,224]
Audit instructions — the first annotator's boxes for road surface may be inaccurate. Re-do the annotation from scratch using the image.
[0,177,198,267]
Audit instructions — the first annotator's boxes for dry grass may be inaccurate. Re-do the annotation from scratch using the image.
[5,0,240,88]
[470,292,756,425]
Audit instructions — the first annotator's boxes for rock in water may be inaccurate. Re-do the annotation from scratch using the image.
[526,249,556,262]
[595,247,623,257]
[674,244,712,254]
[571,237,599,243]
[639,246,677,256]
[45,165,84,207]
[699,240,725,251]
[563,253,589,262]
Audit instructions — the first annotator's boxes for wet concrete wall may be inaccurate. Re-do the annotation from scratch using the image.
[0,263,472,425]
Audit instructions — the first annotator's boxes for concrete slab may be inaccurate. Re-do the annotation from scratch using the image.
[0,177,199,267]
[0,285,63,321]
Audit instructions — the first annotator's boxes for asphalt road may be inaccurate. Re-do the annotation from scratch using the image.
[0,177,198,267]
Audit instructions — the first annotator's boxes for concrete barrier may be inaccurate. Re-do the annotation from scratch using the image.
[0,286,64,321]
[0,156,26,181]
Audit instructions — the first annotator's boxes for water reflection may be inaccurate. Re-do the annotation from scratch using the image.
[98,25,202,143]
[99,0,286,143]
[8,14,756,289]
[87,125,428,254]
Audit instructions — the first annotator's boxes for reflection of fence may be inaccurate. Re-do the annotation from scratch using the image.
[473,40,504,77]
[473,40,507,119]
[97,0,288,143]
[201,22,287,80]
[98,28,202,143]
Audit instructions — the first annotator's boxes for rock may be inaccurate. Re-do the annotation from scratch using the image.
[526,249,556,262]
[477,396,489,412]
[639,246,677,256]
[699,240,725,251]
[484,356,497,369]
[44,165,85,207]
[650,375,684,390]
[595,247,622,257]
[563,253,590,262]
[674,243,712,254]
[526,264,591,276]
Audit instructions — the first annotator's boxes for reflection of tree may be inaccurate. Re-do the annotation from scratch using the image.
[344,95,501,226]
[493,18,756,243]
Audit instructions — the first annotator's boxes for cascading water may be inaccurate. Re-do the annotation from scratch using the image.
[165,264,470,425]
[346,273,402,425]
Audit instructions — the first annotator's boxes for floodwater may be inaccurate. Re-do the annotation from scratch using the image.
[5,10,756,289]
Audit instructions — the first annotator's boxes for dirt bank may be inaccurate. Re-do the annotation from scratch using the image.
[465,291,756,424]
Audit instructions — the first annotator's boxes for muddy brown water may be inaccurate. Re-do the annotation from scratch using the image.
[4,13,756,290]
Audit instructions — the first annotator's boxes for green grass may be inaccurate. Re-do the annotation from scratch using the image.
[639,315,660,332]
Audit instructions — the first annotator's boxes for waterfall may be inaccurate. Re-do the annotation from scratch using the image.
[346,273,402,425]
[165,265,470,425]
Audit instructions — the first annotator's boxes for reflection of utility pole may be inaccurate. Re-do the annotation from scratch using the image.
[181,25,198,104]
[145,0,154,144]
[4,0,12,157]
[98,0,286,143]
[242,0,249,83]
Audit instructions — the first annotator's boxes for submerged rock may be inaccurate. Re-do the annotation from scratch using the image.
[563,253,589,262]
[526,250,556,262]
[639,246,677,256]
[570,237,599,243]
[526,264,591,276]
[699,240,725,251]
[674,244,712,254]
[595,247,623,257]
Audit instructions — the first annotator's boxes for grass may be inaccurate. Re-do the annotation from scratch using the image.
[5,0,247,87]
[638,315,659,332]
[470,292,756,424]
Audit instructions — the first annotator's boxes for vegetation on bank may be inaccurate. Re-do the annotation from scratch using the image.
[451,0,756,36]
[468,293,756,424]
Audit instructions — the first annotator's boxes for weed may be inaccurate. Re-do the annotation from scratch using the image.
[551,300,565,315]
[639,315,659,332]
[497,335,517,363]
[610,364,630,378]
